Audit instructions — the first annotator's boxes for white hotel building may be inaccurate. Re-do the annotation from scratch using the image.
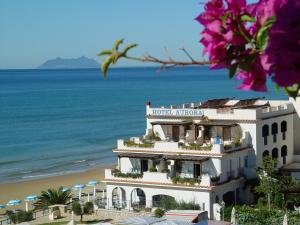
[104,96,300,219]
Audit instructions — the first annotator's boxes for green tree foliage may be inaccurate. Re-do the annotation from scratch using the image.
[72,201,94,222]
[255,156,300,210]
[154,208,165,218]
[153,196,200,210]
[225,205,300,225]
[33,187,72,210]
[6,210,33,224]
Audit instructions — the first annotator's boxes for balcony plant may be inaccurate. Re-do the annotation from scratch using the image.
[171,176,200,186]
[183,143,212,151]
[149,166,158,172]
[111,169,143,179]
[124,140,154,148]
[224,144,233,150]
[211,175,220,184]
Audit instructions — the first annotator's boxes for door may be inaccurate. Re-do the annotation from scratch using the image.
[223,127,231,141]
[141,159,148,173]
[172,126,180,142]
[193,163,201,178]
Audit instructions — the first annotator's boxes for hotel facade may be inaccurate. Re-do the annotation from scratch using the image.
[104,96,300,219]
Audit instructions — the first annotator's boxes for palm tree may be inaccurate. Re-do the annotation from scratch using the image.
[33,187,72,210]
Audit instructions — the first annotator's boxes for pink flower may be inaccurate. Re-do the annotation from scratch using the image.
[236,58,268,92]
[262,0,300,87]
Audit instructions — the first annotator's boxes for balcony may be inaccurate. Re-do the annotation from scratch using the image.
[104,169,220,188]
[116,138,249,155]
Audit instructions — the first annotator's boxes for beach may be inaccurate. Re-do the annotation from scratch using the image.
[0,164,115,209]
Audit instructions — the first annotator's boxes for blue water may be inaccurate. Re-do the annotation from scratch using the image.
[0,67,287,183]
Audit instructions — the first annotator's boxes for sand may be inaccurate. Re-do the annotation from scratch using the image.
[0,164,115,210]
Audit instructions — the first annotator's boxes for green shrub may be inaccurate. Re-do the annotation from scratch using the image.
[124,140,154,148]
[149,167,158,172]
[182,144,212,150]
[84,202,94,214]
[177,200,200,210]
[224,205,300,225]
[6,210,33,224]
[154,208,165,218]
[171,176,200,185]
[224,144,232,150]
[211,175,220,183]
[111,169,143,179]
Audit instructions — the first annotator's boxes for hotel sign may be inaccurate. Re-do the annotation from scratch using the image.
[150,108,204,117]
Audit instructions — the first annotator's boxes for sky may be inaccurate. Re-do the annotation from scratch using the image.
[0,0,207,69]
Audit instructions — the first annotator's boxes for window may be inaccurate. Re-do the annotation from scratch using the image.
[263,150,269,157]
[281,121,287,140]
[193,164,201,178]
[262,125,269,145]
[281,145,287,165]
[244,156,249,168]
[141,159,148,173]
[272,148,278,159]
[272,123,278,143]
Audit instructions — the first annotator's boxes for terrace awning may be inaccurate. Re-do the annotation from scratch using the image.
[118,153,162,160]
[163,155,209,162]
[118,153,209,162]
[151,121,193,126]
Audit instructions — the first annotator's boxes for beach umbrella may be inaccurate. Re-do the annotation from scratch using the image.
[283,214,288,225]
[25,195,37,212]
[73,184,85,200]
[87,180,100,199]
[231,207,237,225]
[62,187,70,192]
[7,199,21,211]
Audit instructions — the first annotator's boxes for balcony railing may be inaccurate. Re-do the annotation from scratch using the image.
[117,138,248,154]
[105,169,220,187]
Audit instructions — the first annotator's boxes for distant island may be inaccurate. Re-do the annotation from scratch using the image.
[38,56,100,69]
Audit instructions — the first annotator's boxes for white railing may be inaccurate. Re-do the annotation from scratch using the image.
[117,139,247,154]
[105,169,172,184]
[105,169,224,187]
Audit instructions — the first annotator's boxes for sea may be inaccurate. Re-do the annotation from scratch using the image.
[0,67,287,183]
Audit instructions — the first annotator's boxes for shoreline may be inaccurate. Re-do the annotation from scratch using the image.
[0,164,115,209]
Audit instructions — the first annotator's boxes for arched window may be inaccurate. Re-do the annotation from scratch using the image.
[262,125,269,145]
[281,121,287,140]
[262,125,269,136]
[272,148,278,159]
[281,145,287,165]
[272,123,278,143]
[263,150,269,157]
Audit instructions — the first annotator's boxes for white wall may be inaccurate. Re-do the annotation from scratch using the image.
[106,183,212,217]
[120,157,141,173]
[256,114,294,167]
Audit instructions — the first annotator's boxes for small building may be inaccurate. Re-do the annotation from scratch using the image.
[104,97,300,219]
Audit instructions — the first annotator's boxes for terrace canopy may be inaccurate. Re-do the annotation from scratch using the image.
[118,153,209,162]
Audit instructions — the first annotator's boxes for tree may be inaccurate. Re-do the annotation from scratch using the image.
[72,201,94,222]
[98,1,300,98]
[255,156,279,210]
[6,210,33,224]
[33,187,72,210]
